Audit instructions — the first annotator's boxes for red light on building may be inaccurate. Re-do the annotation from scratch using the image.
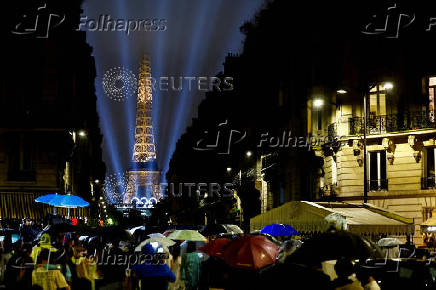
[71,217,77,226]
[99,220,104,227]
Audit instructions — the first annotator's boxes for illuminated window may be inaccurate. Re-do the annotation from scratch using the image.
[369,84,387,117]
[368,151,387,191]
[428,77,436,122]
[423,207,435,222]
[332,157,337,185]
[423,147,436,189]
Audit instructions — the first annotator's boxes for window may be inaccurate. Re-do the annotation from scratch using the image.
[423,207,435,222]
[423,147,436,189]
[8,134,35,181]
[368,151,387,191]
[332,157,337,185]
[369,84,387,116]
[317,110,322,131]
[428,77,436,122]
[368,84,388,133]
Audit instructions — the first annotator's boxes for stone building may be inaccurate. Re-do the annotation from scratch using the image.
[314,77,436,241]
[0,0,105,221]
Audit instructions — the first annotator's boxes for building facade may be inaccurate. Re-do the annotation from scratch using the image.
[0,0,105,221]
[314,76,436,241]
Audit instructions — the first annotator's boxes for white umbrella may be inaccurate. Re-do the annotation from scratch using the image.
[135,236,176,252]
[167,230,207,242]
[223,224,243,234]
[129,225,145,235]
[377,237,401,247]
[148,233,165,238]
[180,240,207,261]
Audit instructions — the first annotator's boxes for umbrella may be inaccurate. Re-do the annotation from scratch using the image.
[47,223,76,234]
[199,237,232,258]
[35,194,89,208]
[49,194,89,208]
[377,237,401,248]
[35,193,61,204]
[135,236,176,252]
[325,213,347,230]
[287,230,382,266]
[200,224,243,236]
[167,230,207,242]
[180,240,207,258]
[260,224,299,237]
[249,232,280,246]
[223,235,279,270]
[162,230,175,237]
[100,226,133,242]
[148,233,165,238]
[129,225,146,235]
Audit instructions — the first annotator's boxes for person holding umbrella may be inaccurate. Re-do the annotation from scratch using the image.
[129,243,176,290]
[181,241,202,290]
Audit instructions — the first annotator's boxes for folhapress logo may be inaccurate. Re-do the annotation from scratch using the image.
[77,15,167,35]
[362,3,436,38]
[11,3,65,38]
[361,4,415,38]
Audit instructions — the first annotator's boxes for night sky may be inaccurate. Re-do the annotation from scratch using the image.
[81,0,265,178]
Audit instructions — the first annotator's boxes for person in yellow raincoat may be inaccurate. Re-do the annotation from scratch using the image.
[31,233,58,263]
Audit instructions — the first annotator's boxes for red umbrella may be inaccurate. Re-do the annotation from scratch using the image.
[199,237,232,258]
[223,235,279,270]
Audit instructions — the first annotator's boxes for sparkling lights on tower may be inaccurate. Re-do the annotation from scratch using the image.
[123,54,162,205]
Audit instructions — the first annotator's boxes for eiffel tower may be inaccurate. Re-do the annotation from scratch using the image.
[124,54,162,205]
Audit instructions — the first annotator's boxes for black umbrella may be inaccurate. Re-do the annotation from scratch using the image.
[200,224,228,236]
[48,223,76,234]
[99,225,133,242]
[286,230,382,266]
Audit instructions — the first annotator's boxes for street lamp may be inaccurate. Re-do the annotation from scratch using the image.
[383,82,394,90]
[78,130,87,137]
[226,167,232,173]
[313,99,324,107]
[336,89,347,94]
[246,151,252,157]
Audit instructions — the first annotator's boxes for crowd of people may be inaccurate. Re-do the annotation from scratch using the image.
[0,218,400,290]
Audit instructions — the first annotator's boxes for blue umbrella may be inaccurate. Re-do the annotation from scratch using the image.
[260,224,299,237]
[49,194,89,208]
[35,193,61,204]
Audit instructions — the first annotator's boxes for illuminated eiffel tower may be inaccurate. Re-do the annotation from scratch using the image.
[124,54,162,205]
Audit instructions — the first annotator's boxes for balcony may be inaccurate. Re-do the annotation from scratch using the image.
[368,179,388,191]
[349,111,436,136]
[422,177,436,190]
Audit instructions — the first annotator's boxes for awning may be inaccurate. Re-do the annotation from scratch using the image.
[250,201,414,236]
[0,192,89,220]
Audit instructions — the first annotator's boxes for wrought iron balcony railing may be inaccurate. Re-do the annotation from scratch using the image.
[349,111,436,136]
[422,177,436,189]
[368,179,388,191]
